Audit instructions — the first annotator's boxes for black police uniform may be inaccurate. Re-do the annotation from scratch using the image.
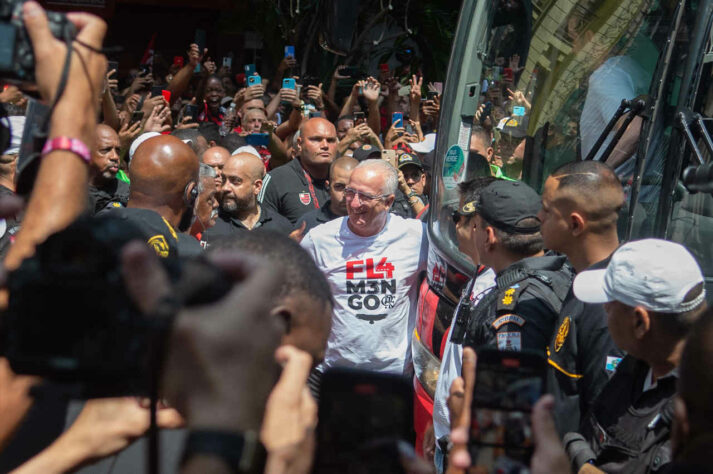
[259,158,329,224]
[88,178,130,215]
[296,199,340,234]
[576,355,675,474]
[547,257,624,436]
[452,254,573,354]
[97,207,181,258]
[201,206,293,247]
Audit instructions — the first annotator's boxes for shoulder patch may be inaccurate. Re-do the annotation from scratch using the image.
[554,317,571,352]
[148,235,170,258]
[497,331,521,352]
[492,314,526,329]
[496,283,525,311]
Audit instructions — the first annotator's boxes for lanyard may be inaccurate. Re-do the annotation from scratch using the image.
[303,171,321,209]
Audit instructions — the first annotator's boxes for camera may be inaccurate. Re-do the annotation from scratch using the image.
[0,0,77,83]
[1,215,232,398]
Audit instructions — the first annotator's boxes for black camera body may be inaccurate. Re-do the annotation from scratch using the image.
[1,215,231,398]
[0,0,77,83]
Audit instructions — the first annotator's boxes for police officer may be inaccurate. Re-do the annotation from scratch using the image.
[538,160,625,435]
[450,180,572,354]
[259,118,336,224]
[566,239,707,474]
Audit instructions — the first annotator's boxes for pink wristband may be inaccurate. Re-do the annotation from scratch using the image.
[41,137,91,164]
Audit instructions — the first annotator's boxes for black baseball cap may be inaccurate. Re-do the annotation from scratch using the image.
[397,153,423,170]
[476,180,541,234]
[352,144,381,162]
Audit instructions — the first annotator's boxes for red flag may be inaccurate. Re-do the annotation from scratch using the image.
[140,33,157,66]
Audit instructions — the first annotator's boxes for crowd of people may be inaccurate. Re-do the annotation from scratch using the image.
[0,2,712,474]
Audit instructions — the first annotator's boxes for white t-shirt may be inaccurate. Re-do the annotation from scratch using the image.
[432,268,496,442]
[301,214,428,374]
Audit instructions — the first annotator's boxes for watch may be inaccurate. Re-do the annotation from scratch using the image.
[182,430,266,473]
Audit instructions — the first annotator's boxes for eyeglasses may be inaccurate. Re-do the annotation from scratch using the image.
[344,187,388,203]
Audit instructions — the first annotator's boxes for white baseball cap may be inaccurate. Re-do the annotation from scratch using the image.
[573,239,705,313]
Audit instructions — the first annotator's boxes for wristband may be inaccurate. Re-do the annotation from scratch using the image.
[41,137,91,164]
[182,430,266,474]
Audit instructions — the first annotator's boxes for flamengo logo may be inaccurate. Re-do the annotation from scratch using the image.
[345,258,397,322]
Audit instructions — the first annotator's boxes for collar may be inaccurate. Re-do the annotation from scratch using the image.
[228,205,272,230]
[643,366,679,393]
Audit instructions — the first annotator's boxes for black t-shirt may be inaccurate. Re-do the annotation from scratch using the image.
[88,179,130,215]
[176,232,203,257]
[296,199,340,234]
[97,207,180,258]
[259,158,329,224]
[549,257,624,436]
[200,206,293,248]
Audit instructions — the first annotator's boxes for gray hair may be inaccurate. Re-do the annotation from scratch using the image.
[355,159,398,195]
[197,163,216,193]
[291,130,301,149]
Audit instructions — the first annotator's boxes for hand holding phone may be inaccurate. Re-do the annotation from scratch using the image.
[247,75,262,87]
[391,112,404,128]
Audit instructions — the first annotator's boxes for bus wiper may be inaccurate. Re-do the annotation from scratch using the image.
[677,109,713,194]
[584,96,649,162]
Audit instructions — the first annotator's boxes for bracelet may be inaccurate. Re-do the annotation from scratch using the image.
[41,137,91,164]
[182,430,266,474]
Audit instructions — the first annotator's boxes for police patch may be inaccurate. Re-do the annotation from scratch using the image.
[299,192,311,205]
[497,331,521,351]
[554,317,570,352]
[148,235,170,258]
[491,314,526,330]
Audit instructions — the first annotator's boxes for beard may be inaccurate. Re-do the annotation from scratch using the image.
[221,194,251,215]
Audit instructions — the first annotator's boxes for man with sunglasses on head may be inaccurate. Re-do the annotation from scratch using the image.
[301,159,428,376]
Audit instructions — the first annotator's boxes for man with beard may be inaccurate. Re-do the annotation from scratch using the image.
[98,135,201,258]
[296,155,358,234]
[88,124,130,214]
[201,152,292,246]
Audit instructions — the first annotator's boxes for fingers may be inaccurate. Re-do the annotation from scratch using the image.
[121,240,172,315]
[66,11,107,49]
[273,345,313,394]
[22,2,53,59]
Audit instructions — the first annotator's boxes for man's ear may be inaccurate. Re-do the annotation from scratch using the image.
[672,395,690,457]
[384,194,395,209]
[295,136,303,154]
[570,212,586,236]
[254,178,264,195]
[485,225,498,251]
[209,140,217,147]
[271,305,293,337]
[632,306,651,340]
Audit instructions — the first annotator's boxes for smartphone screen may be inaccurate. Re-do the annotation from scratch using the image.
[468,349,544,473]
[244,63,257,76]
[284,45,295,58]
[246,133,269,147]
[354,111,365,123]
[512,106,526,117]
[107,60,118,73]
[314,368,413,472]
[222,57,232,68]
[184,105,198,122]
[391,112,403,128]
[151,85,163,98]
[131,111,145,124]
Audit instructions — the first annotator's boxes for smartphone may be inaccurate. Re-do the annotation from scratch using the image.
[247,75,262,87]
[342,66,360,78]
[381,149,398,168]
[512,106,526,117]
[354,111,365,123]
[161,90,171,103]
[480,101,493,126]
[150,85,163,97]
[427,90,439,101]
[467,348,545,473]
[184,104,198,122]
[314,368,413,473]
[107,60,118,73]
[284,45,295,58]
[194,28,207,73]
[222,57,232,68]
[130,110,145,125]
[244,63,257,76]
[246,133,269,147]
[391,112,404,128]
[282,78,296,90]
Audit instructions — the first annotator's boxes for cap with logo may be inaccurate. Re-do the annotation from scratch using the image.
[352,144,381,162]
[573,239,706,313]
[397,153,423,171]
[475,180,541,234]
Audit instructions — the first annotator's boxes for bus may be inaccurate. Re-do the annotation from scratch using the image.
[413,0,713,451]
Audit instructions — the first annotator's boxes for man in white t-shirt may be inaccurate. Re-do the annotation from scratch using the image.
[301,159,428,374]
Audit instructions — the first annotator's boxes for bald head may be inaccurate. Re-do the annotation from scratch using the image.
[299,117,336,138]
[91,124,121,184]
[549,160,624,229]
[297,118,338,179]
[329,155,358,181]
[129,135,199,207]
[225,152,265,181]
